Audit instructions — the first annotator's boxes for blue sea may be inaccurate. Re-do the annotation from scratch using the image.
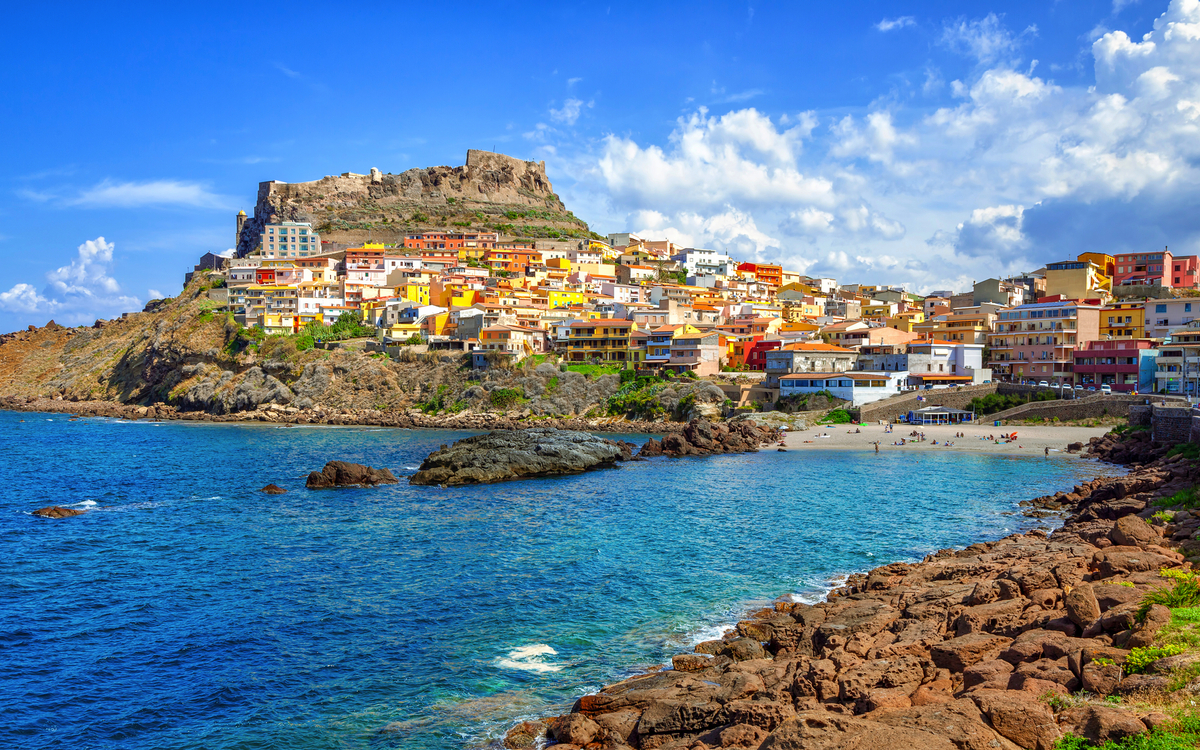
[0,411,1102,749]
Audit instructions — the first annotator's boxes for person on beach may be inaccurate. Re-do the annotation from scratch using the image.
[1045,447,1049,457]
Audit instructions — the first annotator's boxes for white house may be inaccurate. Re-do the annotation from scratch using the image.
[778,371,908,406]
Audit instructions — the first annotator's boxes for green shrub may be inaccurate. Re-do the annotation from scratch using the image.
[1155,488,1200,510]
[1138,576,1200,617]
[1167,443,1200,460]
[1124,643,1186,674]
[820,409,854,424]
[489,388,522,410]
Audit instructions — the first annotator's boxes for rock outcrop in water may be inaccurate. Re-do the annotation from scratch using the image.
[32,506,85,519]
[638,419,781,458]
[305,461,398,489]
[507,430,1200,750]
[261,484,287,494]
[410,428,627,486]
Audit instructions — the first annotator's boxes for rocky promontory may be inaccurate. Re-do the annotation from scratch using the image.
[506,429,1200,750]
[409,429,630,486]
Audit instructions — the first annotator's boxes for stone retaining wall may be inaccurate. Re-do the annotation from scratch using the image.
[1153,405,1194,444]
[1128,404,1152,427]
[987,395,1145,424]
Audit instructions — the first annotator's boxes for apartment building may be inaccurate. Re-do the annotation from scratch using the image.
[987,298,1102,384]
[261,222,321,258]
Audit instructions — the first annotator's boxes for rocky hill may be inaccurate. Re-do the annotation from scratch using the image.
[0,272,732,428]
[235,149,596,255]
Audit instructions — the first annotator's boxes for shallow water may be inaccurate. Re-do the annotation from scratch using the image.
[0,411,1102,749]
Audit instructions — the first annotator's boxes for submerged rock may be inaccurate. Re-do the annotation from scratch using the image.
[261,484,287,494]
[305,461,399,489]
[409,428,625,486]
[32,506,85,519]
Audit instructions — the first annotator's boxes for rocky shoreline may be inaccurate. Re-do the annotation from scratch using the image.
[505,429,1200,750]
[0,396,680,434]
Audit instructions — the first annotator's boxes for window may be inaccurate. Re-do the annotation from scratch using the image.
[1187,303,1193,313]
[1157,304,1167,313]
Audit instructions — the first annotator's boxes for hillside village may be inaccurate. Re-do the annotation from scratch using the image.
[182,156,1200,412]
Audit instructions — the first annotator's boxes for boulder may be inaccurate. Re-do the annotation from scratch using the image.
[503,720,545,749]
[1092,546,1179,578]
[261,484,287,494]
[1126,604,1172,649]
[761,711,958,750]
[1063,584,1100,629]
[970,690,1061,750]
[306,461,399,488]
[1056,706,1147,745]
[868,699,1021,750]
[31,506,85,519]
[409,429,624,486]
[931,633,1012,672]
[1110,515,1156,548]
[672,653,714,672]
[548,713,600,746]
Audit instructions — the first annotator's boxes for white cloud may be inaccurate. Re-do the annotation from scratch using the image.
[940,13,1037,65]
[554,0,1200,293]
[71,179,233,209]
[148,289,165,300]
[0,283,54,313]
[0,237,140,324]
[876,16,916,32]
[550,98,585,125]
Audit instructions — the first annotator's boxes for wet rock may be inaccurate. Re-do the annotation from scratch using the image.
[305,461,399,489]
[409,429,624,486]
[31,506,85,519]
[503,720,545,749]
[260,484,287,494]
[548,713,600,746]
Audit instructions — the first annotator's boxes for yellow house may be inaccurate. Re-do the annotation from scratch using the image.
[861,302,898,320]
[887,310,925,332]
[546,257,572,271]
[779,320,820,335]
[458,246,488,263]
[385,322,423,340]
[398,283,430,306]
[545,290,588,309]
[1077,252,1115,278]
[1045,259,1112,301]
[1101,301,1145,338]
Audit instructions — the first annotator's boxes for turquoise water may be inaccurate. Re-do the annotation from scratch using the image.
[0,411,1100,749]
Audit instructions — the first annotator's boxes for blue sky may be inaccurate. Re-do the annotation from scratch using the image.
[3,0,1199,330]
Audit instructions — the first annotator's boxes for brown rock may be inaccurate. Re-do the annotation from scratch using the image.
[962,659,1013,689]
[1110,515,1156,547]
[1056,706,1147,745]
[1092,546,1179,578]
[760,711,958,750]
[503,720,546,749]
[954,598,1027,637]
[594,709,641,746]
[721,638,768,662]
[637,698,723,736]
[31,506,85,519]
[909,680,955,706]
[931,633,1012,672]
[306,461,398,488]
[867,699,1020,750]
[261,484,287,494]
[548,713,600,746]
[970,689,1061,750]
[1064,584,1101,629]
[719,723,768,748]
[1116,673,1170,696]
[857,687,912,713]
[1081,661,1123,695]
[1126,603,1171,649]
[672,654,714,672]
[719,699,796,731]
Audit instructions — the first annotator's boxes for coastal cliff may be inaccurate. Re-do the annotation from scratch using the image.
[235,149,594,255]
[507,430,1200,750]
[0,274,735,429]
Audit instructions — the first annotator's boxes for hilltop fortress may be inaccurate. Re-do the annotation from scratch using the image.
[234,150,592,256]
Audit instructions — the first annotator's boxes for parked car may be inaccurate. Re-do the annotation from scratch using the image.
[1038,381,1049,387]
[1075,385,1085,391]
[1087,386,1096,391]
[1100,385,1112,394]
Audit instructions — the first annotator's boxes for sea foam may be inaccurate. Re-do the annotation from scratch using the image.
[496,644,564,674]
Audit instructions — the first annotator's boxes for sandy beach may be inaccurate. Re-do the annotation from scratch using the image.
[784,421,1114,457]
